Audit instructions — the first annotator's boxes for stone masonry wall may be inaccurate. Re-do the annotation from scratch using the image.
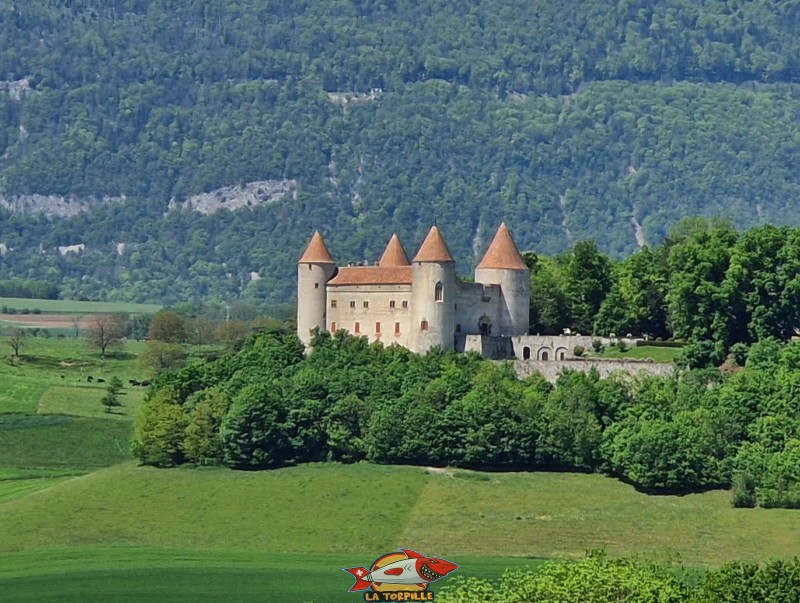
[509,358,675,383]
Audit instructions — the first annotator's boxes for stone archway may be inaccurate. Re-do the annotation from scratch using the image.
[478,316,492,336]
[556,347,568,360]
[522,346,531,360]
[538,347,552,361]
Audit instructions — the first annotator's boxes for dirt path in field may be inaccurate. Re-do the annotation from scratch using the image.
[0,314,100,329]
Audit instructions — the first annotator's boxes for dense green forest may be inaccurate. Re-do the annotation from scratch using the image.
[1,1,800,303]
[135,329,800,509]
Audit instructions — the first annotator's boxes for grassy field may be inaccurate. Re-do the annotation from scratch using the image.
[0,297,162,314]
[2,463,799,566]
[589,344,682,362]
[0,548,539,603]
[0,337,798,602]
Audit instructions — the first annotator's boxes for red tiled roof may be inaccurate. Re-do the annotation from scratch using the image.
[298,231,335,264]
[412,226,454,263]
[477,223,527,270]
[379,234,411,267]
[327,266,412,286]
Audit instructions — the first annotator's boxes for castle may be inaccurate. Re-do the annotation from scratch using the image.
[296,223,530,353]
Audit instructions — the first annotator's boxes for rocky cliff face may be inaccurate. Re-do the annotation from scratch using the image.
[0,179,297,218]
[167,179,297,215]
[0,194,127,218]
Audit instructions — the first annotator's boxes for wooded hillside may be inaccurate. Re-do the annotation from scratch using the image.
[1,1,799,303]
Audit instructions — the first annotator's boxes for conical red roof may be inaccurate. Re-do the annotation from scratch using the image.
[412,226,454,263]
[298,231,335,264]
[477,223,527,270]
[378,234,410,267]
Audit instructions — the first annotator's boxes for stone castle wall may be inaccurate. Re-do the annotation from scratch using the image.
[509,358,675,383]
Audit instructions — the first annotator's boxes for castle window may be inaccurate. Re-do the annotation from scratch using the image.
[375,322,381,334]
[363,300,369,308]
[523,346,531,360]
[315,283,319,289]
[331,299,337,308]
[390,300,396,309]
[394,322,401,335]
[330,321,337,332]
[350,300,356,309]
[435,281,443,302]
[354,322,361,334]
[420,320,428,331]
[402,300,408,309]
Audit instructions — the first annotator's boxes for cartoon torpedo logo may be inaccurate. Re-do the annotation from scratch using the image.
[344,549,458,599]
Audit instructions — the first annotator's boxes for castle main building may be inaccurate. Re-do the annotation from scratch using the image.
[297,224,530,354]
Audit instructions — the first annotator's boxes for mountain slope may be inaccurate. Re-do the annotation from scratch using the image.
[1,1,799,303]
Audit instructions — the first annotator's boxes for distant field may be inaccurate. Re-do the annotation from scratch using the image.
[590,344,681,362]
[0,297,162,314]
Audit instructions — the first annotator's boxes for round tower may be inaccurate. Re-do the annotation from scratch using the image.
[411,226,457,353]
[474,223,530,336]
[297,231,337,347]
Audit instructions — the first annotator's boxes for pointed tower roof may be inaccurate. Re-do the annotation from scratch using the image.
[378,234,411,267]
[412,226,454,263]
[298,231,335,264]
[477,223,527,270]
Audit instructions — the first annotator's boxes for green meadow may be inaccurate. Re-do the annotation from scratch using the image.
[1,338,799,602]
[0,297,162,314]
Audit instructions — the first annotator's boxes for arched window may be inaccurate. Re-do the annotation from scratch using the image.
[523,346,531,360]
[559,351,565,360]
[434,281,443,302]
[541,351,549,361]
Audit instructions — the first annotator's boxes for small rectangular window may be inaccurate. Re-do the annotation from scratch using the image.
[314,282,319,289]
[456,324,461,333]
[350,300,356,309]
[390,300,396,309]
[402,300,408,309]
[420,320,428,331]
[330,322,337,332]
[331,299,337,308]
[375,322,381,334]
[394,322,401,335]
[354,322,361,333]
[363,300,369,308]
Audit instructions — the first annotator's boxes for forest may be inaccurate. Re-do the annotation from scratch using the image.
[1,1,800,303]
[134,328,800,509]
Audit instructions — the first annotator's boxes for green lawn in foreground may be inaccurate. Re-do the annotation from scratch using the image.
[0,297,162,314]
[1,463,798,566]
[0,548,538,603]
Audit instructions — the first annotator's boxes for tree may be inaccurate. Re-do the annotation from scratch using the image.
[85,314,126,360]
[147,311,187,343]
[138,341,186,375]
[563,241,613,334]
[4,327,25,357]
[214,320,251,346]
[101,378,124,413]
[132,387,187,467]
[182,387,231,464]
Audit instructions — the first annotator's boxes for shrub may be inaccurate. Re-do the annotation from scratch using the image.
[31,307,41,315]
[617,340,628,352]
[20,307,30,314]
[573,345,585,357]
[591,339,603,352]
[731,472,756,508]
